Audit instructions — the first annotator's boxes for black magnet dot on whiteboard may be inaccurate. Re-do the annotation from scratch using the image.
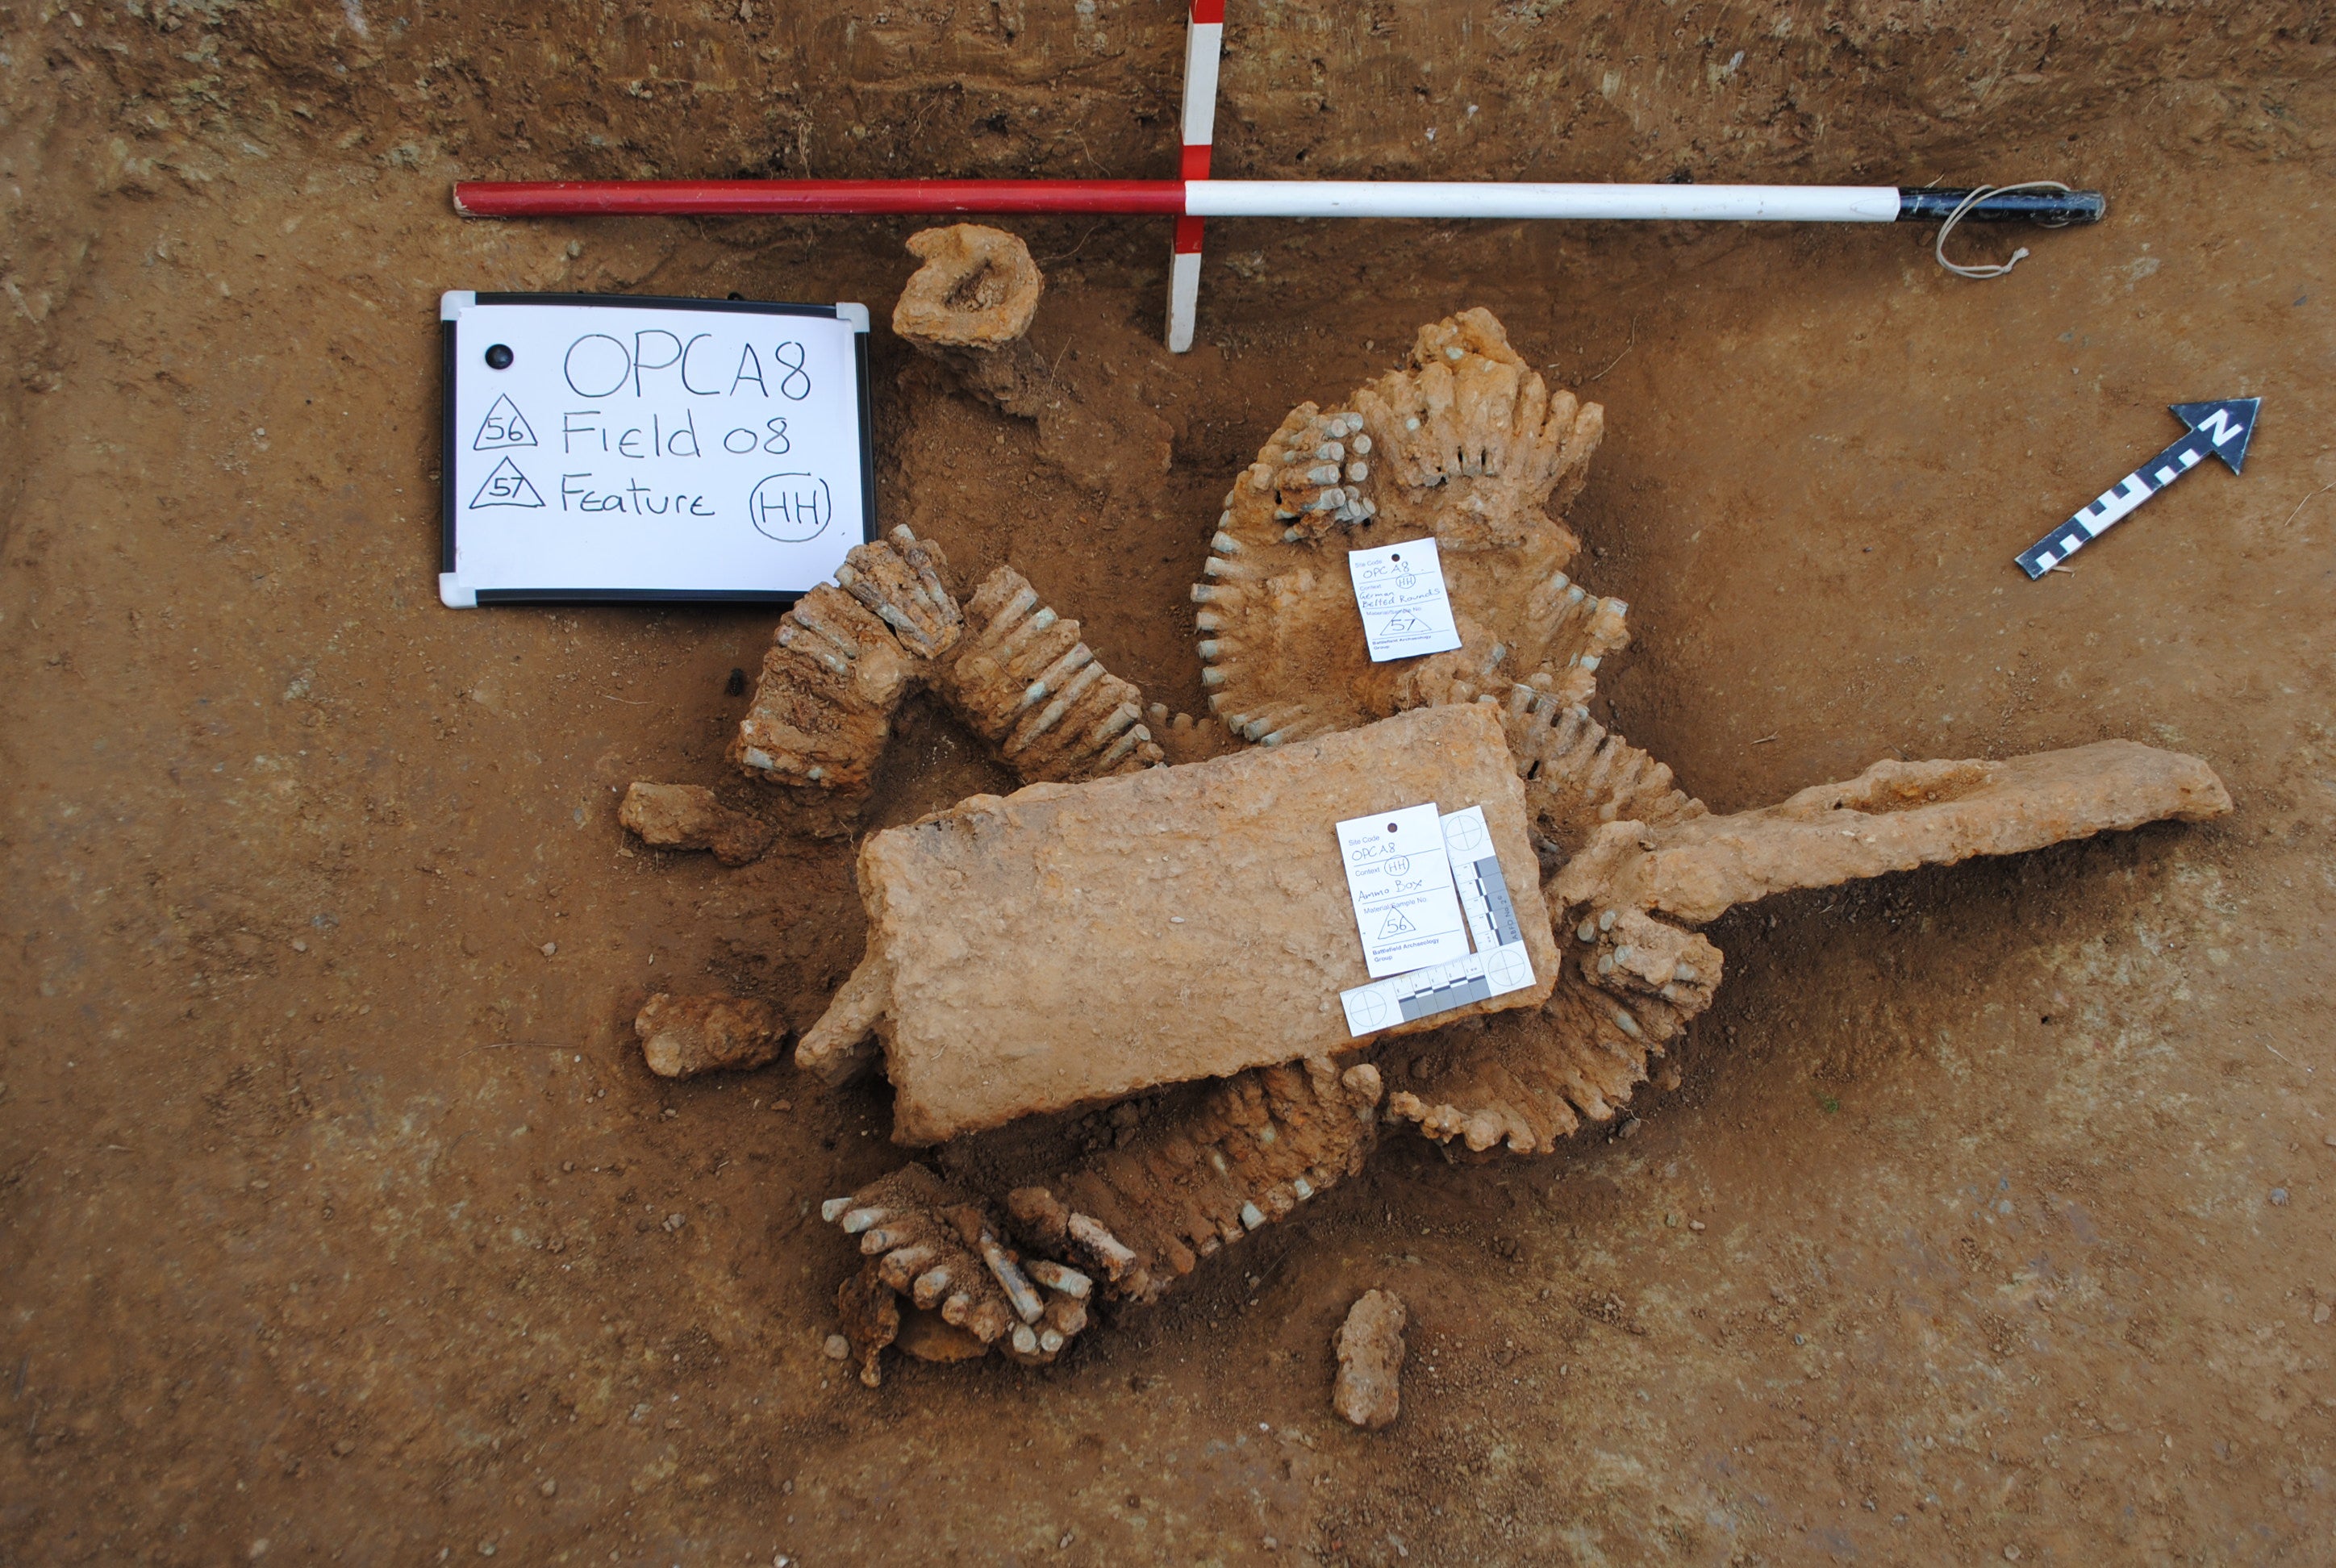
[485,344,515,369]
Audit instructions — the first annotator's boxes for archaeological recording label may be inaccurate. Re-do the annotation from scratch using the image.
[1339,804,1535,1036]
[1348,536,1463,662]
[438,293,872,606]
[1336,801,1474,979]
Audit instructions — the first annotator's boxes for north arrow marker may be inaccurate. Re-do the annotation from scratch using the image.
[2017,398,2260,578]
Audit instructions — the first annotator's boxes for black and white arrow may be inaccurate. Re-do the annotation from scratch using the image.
[2017,398,2261,579]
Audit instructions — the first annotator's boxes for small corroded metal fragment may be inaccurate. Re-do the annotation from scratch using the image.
[633,993,782,1079]
[617,783,774,865]
[891,223,1044,350]
[1333,1290,1408,1430]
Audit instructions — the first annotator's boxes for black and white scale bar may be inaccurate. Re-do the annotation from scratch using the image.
[1468,855,1524,948]
[1397,968,1497,1022]
[2016,398,2260,580]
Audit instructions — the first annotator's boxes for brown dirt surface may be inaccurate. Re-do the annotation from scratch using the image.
[3,2,2334,1564]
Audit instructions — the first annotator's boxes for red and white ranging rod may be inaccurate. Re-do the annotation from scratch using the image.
[1169,0,1224,352]
[455,177,2100,227]
[453,0,2100,357]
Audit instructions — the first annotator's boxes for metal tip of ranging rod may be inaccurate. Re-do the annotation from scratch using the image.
[1896,187,2106,225]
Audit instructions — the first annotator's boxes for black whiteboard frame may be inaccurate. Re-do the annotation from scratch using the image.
[438,292,878,606]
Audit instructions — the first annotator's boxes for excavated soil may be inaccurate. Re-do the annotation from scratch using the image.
[5,3,2335,1563]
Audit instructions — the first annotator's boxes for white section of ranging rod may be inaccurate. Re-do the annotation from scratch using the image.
[1164,253,1200,354]
[1166,252,1203,353]
[1186,181,1904,222]
[1179,21,1223,147]
[1163,5,1224,355]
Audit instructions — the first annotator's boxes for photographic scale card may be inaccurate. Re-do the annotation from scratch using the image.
[1347,536,1463,662]
[438,292,874,606]
[1337,805,1538,1039]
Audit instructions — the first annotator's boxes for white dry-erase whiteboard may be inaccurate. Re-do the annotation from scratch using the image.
[437,292,874,606]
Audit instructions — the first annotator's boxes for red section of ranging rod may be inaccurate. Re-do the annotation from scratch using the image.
[1174,147,1211,254]
[451,178,1187,219]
